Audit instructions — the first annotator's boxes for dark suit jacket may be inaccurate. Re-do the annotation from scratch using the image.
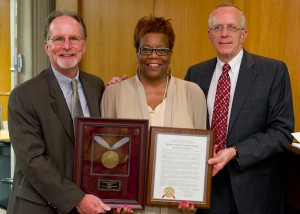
[185,50,294,214]
[7,67,105,214]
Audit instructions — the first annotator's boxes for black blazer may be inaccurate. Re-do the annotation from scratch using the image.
[7,67,105,214]
[185,50,294,213]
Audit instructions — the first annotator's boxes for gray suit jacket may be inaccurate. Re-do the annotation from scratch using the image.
[7,67,105,214]
[185,50,294,214]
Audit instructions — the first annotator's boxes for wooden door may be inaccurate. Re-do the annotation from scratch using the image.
[0,0,11,123]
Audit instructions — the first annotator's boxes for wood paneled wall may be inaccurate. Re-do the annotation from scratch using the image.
[79,0,154,83]
[0,0,11,122]
[58,0,299,133]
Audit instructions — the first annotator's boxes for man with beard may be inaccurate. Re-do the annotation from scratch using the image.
[7,11,111,214]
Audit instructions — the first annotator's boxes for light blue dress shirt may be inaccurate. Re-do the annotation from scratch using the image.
[52,67,90,117]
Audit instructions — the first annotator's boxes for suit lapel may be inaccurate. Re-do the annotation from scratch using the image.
[228,51,257,135]
[201,59,217,128]
[80,72,100,117]
[200,59,217,96]
[46,68,74,142]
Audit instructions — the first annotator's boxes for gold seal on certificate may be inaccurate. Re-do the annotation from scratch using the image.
[102,150,120,168]
[163,187,175,199]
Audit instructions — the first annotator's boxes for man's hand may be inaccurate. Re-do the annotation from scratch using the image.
[107,74,128,86]
[208,146,236,176]
[76,194,111,214]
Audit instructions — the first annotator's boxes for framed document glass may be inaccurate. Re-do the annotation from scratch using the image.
[147,126,214,208]
[73,118,149,209]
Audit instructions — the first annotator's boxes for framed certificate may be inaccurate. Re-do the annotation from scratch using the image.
[146,126,214,208]
[73,118,149,209]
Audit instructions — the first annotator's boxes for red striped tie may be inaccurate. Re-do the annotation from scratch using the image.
[211,63,231,153]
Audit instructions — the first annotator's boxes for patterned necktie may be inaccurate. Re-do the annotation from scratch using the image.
[71,79,84,124]
[211,63,231,153]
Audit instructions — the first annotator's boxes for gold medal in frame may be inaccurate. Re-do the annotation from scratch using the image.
[74,118,149,210]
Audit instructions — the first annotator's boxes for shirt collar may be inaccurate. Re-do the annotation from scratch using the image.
[216,49,244,74]
[51,66,80,91]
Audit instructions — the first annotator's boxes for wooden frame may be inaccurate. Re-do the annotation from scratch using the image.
[73,118,149,209]
[147,126,214,208]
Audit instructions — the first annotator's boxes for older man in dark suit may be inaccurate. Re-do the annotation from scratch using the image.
[185,2,294,214]
[7,11,111,214]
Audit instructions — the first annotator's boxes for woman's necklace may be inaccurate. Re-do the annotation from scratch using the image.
[148,75,170,126]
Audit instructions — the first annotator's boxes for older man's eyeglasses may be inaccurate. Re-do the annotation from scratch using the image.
[138,47,172,56]
[47,35,85,45]
[210,24,245,33]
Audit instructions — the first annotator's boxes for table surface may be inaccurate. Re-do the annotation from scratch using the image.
[286,143,300,155]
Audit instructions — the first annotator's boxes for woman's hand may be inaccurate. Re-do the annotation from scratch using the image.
[177,200,196,213]
[113,204,133,214]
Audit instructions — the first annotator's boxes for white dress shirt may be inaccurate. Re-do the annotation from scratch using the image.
[207,49,244,127]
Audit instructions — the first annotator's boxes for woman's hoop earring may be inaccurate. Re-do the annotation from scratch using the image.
[167,67,171,75]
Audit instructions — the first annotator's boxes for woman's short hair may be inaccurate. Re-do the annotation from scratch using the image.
[134,16,175,51]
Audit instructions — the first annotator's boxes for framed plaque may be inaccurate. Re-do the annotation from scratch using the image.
[146,126,214,208]
[73,118,149,209]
